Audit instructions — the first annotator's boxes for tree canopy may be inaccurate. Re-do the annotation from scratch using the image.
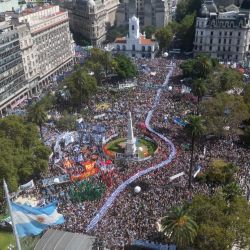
[197,159,239,186]
[161,206,198,248]
[65,67,97,108]
[113,54,137,79]
[0,116,50,199]
[201,93,250,136]
[176,0,202,22]
[185,193,250,250]
[154,0,201,52]
[180,54,217,79]
[27,103,47,139]
[155,26,173,52]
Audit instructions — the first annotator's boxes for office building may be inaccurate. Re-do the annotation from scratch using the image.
[17,5,74,89]
[53,0,119,46]
[194,0,250,65]
[0,19,27,115]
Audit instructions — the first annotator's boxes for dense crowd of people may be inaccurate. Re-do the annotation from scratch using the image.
[14,57,250,249]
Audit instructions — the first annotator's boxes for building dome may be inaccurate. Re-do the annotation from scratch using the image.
[200,4,209,17]
[88,0,95,7]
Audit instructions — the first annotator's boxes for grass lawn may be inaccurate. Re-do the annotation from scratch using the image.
[107,138,126,153]
[137,138,157,158]
[0,231,41,250]
[138,138,157,154]
[0,231,15,250]
[106,137,157,158]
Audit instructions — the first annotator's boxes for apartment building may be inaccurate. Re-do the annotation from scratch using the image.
[0,19,27,115]
[116,0,172,28]
[0,5,74,114]
[194,0,250,65]
[17,5,74,89]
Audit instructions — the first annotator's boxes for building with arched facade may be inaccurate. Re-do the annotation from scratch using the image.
[113,16,158,58]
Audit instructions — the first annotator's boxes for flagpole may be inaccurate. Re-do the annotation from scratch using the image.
[3,179,22,250]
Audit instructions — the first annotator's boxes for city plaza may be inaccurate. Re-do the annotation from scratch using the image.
[11,57,250,248]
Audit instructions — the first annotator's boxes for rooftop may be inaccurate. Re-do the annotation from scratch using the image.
[140,36,154,45]
[115,36,155,45]
[20,4,56,16]
[34,229,106,250]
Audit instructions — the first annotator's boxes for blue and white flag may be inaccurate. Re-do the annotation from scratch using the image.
[11,202,64,237]
[19,180,35,191]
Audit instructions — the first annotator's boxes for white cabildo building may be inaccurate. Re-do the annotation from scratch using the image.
[113,15,158,58]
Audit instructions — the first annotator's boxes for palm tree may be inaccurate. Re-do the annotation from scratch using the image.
[185,115,205,190]
[194,54,212,78]
[191,79,207,115]
[191,79,207,104]
[161,206,198,248]
[29,104,47,140]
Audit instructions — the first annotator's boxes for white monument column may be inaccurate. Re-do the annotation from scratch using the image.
[125,111,137,156]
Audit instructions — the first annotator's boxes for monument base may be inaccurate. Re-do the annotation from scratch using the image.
[125,138,137,156]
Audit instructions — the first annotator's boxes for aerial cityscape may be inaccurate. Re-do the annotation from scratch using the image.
[0,0,250,249]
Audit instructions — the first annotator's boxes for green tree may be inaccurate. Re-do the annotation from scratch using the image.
[55,111,76,131]
[205,159,239,186]
[176,0,202,22]
[243,84,250,106]
[0,116,50,198]
[194,54,213,78]
[35,92,55,111]
[155,26,173,52]
[219,68,243,92]
[241,125,250,146]
[87,48,115,79]
[106,25,128,43]
[191,79,207,104]
[180,55,216,79]
[161,206,198,248]
[223,182,243,202]
[113,54,137,79]
[186,193,250,250]
[142,25,157,39]
[201,93,250,137]
[185,115,205,189]
[177,13,196,51]
[180,59,195,77]
[28,104,47,139]
[85,60,103,84]
[65,68,97,108]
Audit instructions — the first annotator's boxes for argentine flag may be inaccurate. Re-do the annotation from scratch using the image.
[11,202,64,237]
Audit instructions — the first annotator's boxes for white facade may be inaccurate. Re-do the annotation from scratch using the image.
[125,111,136,156]
[113,16,158,58]
[16,23,39,92]
[194,0,250,64]
[18,5,74,90]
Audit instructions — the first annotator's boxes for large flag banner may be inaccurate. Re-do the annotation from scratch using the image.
[11,202,64,237]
